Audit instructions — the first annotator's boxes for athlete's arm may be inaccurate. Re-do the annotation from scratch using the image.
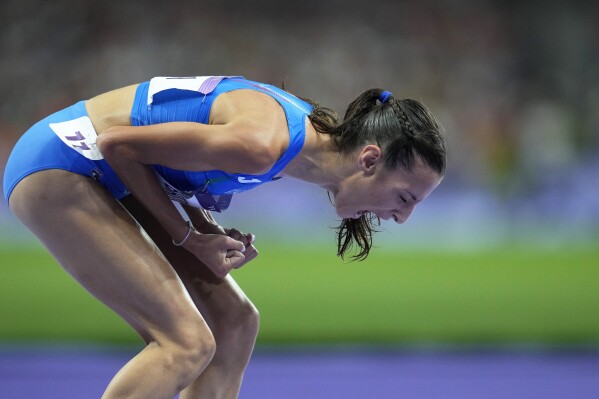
[96,120,277,276]
[183,205,226,235]
[97,119,280,174]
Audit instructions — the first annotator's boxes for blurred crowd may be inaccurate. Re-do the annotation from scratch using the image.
[1,0,598,238]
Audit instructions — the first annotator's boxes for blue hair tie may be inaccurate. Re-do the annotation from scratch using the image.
[379,91,392,104]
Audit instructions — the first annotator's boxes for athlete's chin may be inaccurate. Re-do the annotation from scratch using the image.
[336,208,361,220]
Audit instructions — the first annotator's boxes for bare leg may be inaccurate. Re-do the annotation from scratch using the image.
[122,196,260,399]
[179,276,259,399]
[9,170,217,399]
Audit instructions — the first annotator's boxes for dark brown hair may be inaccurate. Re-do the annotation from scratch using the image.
[304,89,447,261]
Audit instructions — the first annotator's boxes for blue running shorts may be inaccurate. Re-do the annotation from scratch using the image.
[3,101,129,205]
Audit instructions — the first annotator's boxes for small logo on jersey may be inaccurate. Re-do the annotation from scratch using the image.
[237,177,262,184]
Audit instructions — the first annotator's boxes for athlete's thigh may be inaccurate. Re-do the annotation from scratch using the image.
[120,195,254,328]
[9,170,205,342]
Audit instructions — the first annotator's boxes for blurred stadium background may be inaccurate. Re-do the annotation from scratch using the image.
[0,0,598,396]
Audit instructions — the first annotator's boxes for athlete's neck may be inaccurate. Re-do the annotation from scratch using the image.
[281,121,349,195]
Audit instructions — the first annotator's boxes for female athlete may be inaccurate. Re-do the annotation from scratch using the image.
[3,76,446,399]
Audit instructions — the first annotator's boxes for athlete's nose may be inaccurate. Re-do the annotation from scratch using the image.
[393,204,415,224]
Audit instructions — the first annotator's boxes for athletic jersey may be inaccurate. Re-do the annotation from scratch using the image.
[130,76,313,212]
[3,76,313,210]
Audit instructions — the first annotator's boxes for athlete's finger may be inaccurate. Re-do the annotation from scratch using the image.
[223,236,245,252]
[232,245,258,269]
[227,228,243,241]
[244,246,259,263]
[226,250,246,269]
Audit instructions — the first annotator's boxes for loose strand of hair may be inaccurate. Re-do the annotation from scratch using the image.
[336,213,380,261]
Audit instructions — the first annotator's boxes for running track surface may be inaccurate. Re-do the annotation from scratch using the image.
[1,347,598,398]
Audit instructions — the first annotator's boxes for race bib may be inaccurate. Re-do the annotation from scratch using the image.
[49,116,103,160]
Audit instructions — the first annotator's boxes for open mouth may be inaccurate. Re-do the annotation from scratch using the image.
[355,210,368,218]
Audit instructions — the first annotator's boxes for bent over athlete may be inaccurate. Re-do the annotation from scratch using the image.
[3,76,446,399]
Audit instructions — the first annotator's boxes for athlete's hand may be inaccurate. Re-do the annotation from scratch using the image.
[224,228,258,268]
[183,231,246,278]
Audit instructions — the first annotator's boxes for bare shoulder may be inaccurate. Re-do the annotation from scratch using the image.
[210,89,290,162]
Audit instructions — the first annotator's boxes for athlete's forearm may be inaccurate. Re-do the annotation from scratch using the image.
[183,206,226,235]
[97,136,190,242]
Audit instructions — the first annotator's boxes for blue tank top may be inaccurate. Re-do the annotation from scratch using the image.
[130,76,313,212]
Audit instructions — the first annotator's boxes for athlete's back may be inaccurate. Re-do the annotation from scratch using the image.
[85,84,138,133]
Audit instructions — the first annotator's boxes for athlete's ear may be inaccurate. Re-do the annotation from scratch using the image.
[357,145,382,176]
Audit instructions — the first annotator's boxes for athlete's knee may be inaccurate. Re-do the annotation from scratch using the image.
[219,299,260,343]
[162,321,217,385]
[239,300,260,340]
[178,322,217,365]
